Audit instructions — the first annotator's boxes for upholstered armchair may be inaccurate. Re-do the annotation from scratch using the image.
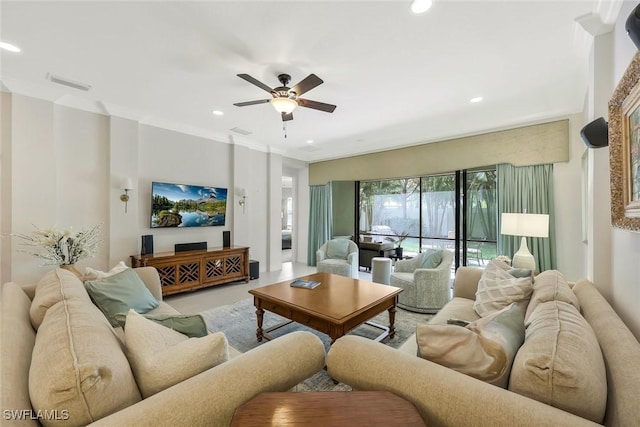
[390,250,453,313]
[316,239,359,278]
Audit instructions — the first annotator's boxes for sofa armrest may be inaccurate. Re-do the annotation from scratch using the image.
[90,331,325,427]
[134,267,163,302]
[394,255,421,273]
[316,249,326,264]
[452,266,483,300]
[327,336,598,427]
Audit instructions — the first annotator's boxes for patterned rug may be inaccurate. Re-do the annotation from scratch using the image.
[200,298,431,391]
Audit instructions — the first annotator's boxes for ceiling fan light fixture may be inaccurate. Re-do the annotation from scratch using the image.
[410,0,433,14]
[271,97,298,114]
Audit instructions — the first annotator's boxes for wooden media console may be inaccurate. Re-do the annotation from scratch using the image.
[131,246,250,296]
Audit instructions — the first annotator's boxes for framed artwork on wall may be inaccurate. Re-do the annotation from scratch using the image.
[609,51,640,231]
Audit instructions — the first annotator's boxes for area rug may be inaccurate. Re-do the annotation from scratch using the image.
[200,298,431,391]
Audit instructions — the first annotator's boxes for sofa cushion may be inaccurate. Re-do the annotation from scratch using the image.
[428,297,481,326]
[420,250,443,269]
[85,268,159,327]
[114,312,208,338]
[474,260,533,317]
[509,300,607,423]
[416,302,525,388]
[124,310,229,398]
[2,283,37,426]
[83,261,129,281]
[29,298,142,427]
[30,269,92,330]
[326,239,350,259]
[525,269,580,322]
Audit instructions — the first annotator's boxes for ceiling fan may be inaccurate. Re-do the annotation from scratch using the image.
[233,73,337,122]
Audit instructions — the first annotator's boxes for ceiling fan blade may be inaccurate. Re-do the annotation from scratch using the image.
[282,112,294,122]
[233,99,271,107]
[237,74,274,93]
[297,98,337,113]
[291,74,323,96]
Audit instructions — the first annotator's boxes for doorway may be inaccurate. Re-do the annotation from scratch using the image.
[282,176,293,263]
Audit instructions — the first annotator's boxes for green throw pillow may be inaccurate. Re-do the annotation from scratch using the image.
[421,250,443,269]
[326,239,349,259]
[85,268,159,327]
[114,312,208,338]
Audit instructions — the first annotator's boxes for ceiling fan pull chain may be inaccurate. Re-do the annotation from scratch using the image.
[283,121,287,139]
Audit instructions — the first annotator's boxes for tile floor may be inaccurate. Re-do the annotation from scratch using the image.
[165,262,373,314]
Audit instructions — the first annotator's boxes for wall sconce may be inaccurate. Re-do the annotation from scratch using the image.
[238,189,247,213]
[120,177,133,213]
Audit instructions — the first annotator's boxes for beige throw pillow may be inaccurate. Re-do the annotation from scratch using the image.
[474,260,533,317]
[124,310,229,398]
[30,268,92,330]
[509,300,607,423]
[525,269,580,322]
[83,261,129,281]
[29,299,141,427]
[416,302,525,388]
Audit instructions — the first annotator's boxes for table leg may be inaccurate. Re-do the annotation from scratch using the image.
[255,300,264,342]
[388,304,397,338]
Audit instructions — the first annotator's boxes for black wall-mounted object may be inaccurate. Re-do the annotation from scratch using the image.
[174,242,207,252]
[141,235,154,255]
[580,117,609,149]
[223,230,231,248]
[627,4,640,50]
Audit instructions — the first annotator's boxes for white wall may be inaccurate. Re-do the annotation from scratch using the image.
[553,113,587,280]
[138,125,232,253]
[2,94,301,284]
[605,0,640,339]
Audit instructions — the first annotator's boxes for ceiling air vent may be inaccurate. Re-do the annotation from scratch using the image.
[47,73,92,91]
[231,127,252,136]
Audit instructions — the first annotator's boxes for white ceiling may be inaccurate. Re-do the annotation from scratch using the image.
[0,1,621,162]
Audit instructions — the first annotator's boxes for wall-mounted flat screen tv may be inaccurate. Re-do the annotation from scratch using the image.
[151,181,228,228]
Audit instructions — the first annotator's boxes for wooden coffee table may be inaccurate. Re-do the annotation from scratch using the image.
[248,272,402,344]
[230,391,425,426]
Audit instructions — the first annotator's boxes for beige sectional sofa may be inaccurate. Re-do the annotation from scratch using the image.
[1,267,326,426]
[327,266,640,426]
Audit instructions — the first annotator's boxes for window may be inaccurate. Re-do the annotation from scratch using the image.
[357,168,497,269]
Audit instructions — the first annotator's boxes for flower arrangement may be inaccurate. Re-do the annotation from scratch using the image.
[13,225,102,266]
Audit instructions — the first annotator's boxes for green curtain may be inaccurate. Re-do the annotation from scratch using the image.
[307,184,333,266]
[497,163,556,272]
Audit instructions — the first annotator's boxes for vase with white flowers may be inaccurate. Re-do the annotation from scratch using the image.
[13,225,102,277]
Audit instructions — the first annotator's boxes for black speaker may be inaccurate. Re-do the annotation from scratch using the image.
[627,4,640,50]
[174,242,207,252]
[580,117,609,149]
[249,259,259,280]
[141,235,154,255]
[223,230,231,248]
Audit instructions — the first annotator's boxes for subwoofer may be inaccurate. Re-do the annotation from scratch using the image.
[580,117,609,149]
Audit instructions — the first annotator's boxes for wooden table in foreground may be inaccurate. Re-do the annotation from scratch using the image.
[248,272,402,344]
[230,391,426,426]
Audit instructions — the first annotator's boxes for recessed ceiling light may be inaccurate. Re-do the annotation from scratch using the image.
[212,110,224,116]
[306,140,314,144]
[410,0,433,14]
[470,96,484,103]
[0,41,21,53]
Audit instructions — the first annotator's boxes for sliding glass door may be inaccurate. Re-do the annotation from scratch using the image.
[357,168,497,270]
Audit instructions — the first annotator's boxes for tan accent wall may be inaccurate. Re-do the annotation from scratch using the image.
[309,120,569,185]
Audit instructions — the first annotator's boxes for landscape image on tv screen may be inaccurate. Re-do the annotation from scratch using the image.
[151,181,228,228]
